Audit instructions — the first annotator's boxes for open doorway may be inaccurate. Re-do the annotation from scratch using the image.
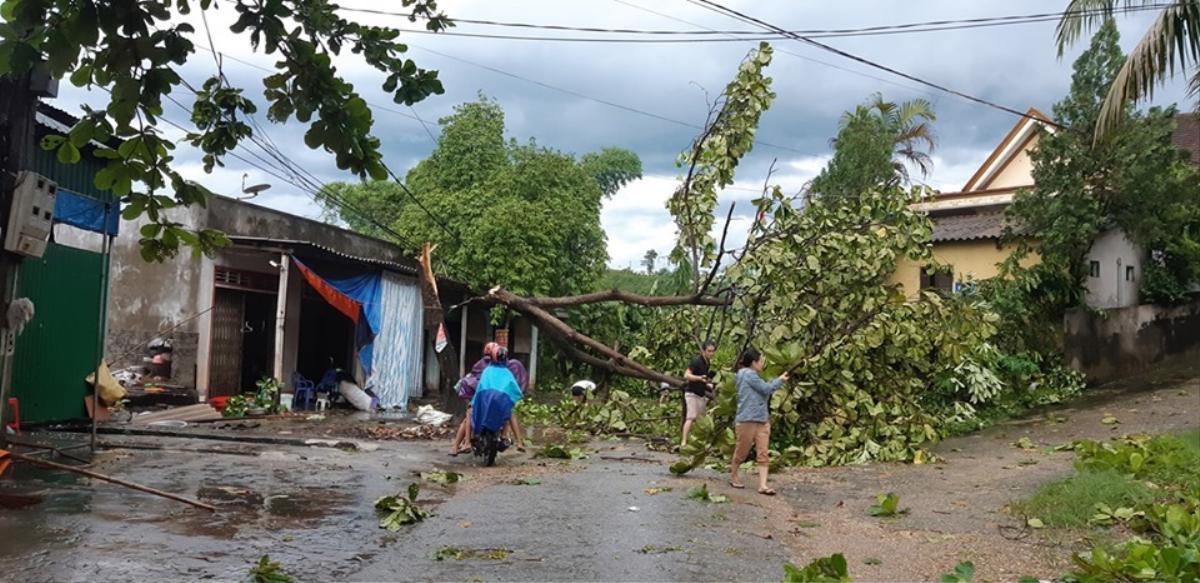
[208,287,277,397]
[296,288,355,385]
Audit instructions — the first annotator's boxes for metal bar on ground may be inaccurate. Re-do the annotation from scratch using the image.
[9,452,216,511]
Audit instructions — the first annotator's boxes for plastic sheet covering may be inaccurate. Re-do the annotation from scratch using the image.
[370,271,423,409]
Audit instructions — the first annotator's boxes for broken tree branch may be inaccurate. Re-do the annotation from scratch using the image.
[698,201,736,297]
[487,286,685,388]
[10,452,216,511]
[526,289,730,309]
[418,242,462,408]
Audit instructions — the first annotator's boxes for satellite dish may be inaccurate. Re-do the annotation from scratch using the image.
[239,173,271,199]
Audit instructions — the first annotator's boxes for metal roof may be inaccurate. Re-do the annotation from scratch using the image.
[227,236,419,275]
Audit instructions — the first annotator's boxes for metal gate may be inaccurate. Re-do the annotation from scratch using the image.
[207,288,245,397]
[11,243,105,423]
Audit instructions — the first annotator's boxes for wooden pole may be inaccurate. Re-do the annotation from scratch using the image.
[10,452,216,511]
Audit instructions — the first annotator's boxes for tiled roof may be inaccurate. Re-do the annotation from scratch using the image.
[1173,113,1200,165]
[931,212,1008,242]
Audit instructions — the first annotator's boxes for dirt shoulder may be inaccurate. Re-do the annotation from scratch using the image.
[752,365,1200,581]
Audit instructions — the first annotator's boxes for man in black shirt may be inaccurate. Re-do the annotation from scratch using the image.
[681,340,717,447]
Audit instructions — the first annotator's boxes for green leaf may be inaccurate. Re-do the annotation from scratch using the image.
[57,141,81,164]
[1026,518,1044,529]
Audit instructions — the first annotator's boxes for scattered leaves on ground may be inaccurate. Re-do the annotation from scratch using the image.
[644,487,674,495]
[1013,436,1037,450]
[511,477,542,486]
[246,554,293,583]
[637,544,683,554]
[420,470,462,485]
[1101,414,1119,425]
[374,483,428,530]
[360,424,452,441]
[686,483,729,504]
[782,553,851,582]
[939,561,976,583]
[867,492,909,517]
[434,547,512,561]
[1026,517,1045,529]
[537,444,589,460]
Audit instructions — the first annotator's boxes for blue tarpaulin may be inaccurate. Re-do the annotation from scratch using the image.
[54,188,119,235]
[290,257,382,375]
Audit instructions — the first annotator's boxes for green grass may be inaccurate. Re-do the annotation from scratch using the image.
[1012,468,1155,528]
[1013,427,1199,529]
[1144,428,1200,491]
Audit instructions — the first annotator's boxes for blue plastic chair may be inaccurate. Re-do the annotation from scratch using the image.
[292,372,316,410]
[316,368,341,402]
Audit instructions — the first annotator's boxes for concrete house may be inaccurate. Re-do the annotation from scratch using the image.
[891,107,1147,309]
[62,192,538,410]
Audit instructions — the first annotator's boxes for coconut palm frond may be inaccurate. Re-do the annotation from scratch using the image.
[1097,1,1200,138]
[1056,0,1122,56]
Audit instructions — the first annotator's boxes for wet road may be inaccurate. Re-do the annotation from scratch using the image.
[357,448,790,582]
[0,436,789,582]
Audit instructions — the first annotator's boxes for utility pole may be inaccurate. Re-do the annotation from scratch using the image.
[0,72,36,447]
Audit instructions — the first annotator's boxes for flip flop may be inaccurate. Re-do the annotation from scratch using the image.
[729,481,746,489]
[758,487,776,496]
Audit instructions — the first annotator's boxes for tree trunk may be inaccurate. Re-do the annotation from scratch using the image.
[417,243,462,414]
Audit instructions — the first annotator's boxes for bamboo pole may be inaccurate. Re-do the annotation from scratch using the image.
[10,452,216,511]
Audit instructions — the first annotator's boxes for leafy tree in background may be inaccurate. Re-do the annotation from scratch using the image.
[808,94,936,202]
[1004,19,1200,325]
[320,97,642,299]
[1057,0,1200,138]
[0,0,450,260]
[641,249,658,275]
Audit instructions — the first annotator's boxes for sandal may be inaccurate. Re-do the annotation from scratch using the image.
[758,487,777,496]
[729,481,745,489]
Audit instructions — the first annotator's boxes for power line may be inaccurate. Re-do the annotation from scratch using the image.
[156,91,424,250]
[194,45,438,136]
[686,0,1060,127]
[338,3,1170,39]
[406,43,809,155]
[610,0,936,99]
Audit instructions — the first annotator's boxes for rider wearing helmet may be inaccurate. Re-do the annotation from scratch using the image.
[450,341,530,455]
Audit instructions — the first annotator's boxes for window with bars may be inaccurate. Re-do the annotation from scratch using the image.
[214,266,278,293]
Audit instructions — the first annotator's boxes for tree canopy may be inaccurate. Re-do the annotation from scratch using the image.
[320,97,642,298]
[1005,19,1200,310]
[1,0,449,260]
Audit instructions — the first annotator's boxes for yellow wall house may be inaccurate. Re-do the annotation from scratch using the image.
[892,107,1149,307]
[892,108,1051,298]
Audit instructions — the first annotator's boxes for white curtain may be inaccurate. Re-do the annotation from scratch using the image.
[370,272,423,409]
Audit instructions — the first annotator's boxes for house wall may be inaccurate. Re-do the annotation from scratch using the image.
[1064,298,1200,383]
[102,205,209,390]
[981,134,1038,190]
[890,240,1033,298]
[1084,228,1144,309]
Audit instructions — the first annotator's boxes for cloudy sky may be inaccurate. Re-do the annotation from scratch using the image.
[53,0,1191,269]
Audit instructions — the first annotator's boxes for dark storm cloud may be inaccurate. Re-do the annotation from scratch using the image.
[51,0,1189,262]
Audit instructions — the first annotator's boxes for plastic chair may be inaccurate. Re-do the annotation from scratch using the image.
[292,373,316,411]
[316,368,341,402]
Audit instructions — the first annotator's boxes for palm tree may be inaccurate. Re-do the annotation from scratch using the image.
[641,249,658,275]
[1057,0,1200,138]
[838,94,937,183]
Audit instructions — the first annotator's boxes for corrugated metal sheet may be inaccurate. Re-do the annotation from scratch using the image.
[29,136,115,203]
[12,243,106,423]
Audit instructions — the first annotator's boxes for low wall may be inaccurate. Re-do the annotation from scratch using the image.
[1065,298,1200,384]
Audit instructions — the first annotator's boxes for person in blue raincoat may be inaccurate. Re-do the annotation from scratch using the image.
[470,344,524,447]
